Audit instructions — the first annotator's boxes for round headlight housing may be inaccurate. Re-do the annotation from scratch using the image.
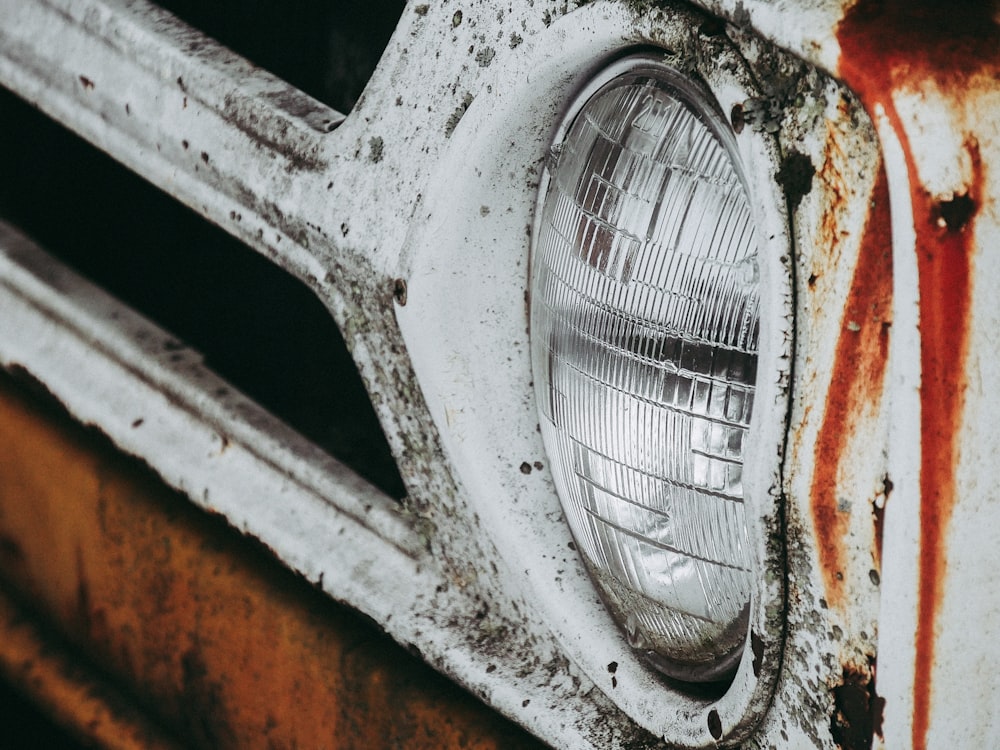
[530,55,763,685]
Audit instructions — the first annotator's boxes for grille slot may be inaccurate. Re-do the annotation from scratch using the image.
[0,86,405,499]
[155,0,405,113]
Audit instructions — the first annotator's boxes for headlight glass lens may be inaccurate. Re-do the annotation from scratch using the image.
[530,58,760,683]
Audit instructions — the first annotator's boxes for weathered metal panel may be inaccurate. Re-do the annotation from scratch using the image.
[1,0,998,746]
[0,372,544,750]
[0,0,342,286]
[834,3,1000,748]
[393,1,898,745]
[0,220,650,748]
[0,586,184,750]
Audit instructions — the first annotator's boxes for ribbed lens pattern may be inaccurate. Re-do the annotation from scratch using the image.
[531,69,759,681]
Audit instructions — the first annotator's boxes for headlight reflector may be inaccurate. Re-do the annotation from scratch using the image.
[530,56,760,684]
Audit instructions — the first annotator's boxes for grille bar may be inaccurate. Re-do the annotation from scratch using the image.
[0,0,344,286]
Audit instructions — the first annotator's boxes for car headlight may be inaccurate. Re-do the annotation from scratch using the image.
[530,54,765,685]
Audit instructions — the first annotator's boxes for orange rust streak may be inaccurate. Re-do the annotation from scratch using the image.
[838,3,994,746]
[810,166,893,608]
[910,139,980,750]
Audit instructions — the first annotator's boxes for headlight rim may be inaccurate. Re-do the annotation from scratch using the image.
[529,46,793,746]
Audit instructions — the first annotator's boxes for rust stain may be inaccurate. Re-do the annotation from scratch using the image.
[910,138,981,750]
[810,162,893,609]
[0,587,184,750]
[838,3,996,746]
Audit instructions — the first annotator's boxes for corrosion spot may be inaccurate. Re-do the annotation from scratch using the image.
[830,664,885,750]
[777,150,815,213]
[751,631,764,677]
[730,103,745,134]
[475,47,496,67]
[873,474,891,561]
[699,17,727,37]
[368,136,384,163]
[393,278,407,306]
[414,3,429,15]
[519,462,532,475]
[707,709,722,740]
[452,9,463,26]
[131,418,144,428]
[934,192,976,232]
[200,152,209,164]
[79,75,94,90]
[182,140,189,150]
[607,661,618,673]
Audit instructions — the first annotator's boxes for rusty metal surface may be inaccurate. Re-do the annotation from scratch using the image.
[770,75,890,748]
[0,584,184,750]
[0,372,545,750]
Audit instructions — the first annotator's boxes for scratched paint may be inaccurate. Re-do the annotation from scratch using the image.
[837,3,997,747]
[810,163,892,609]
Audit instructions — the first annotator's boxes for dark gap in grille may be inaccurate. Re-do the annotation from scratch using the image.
[0,87,406,499]
[155,0,405,113]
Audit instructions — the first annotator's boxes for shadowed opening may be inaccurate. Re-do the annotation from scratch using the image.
[156,0,406,113]
[0,87,406,499]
